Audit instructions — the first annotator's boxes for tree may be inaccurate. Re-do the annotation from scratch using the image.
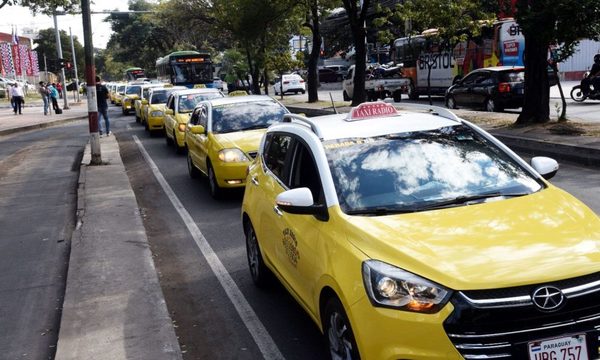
[1,0,78,14]
[513,0,600,124]
[266,50,303,99]
[341,0,371,106]
[33,28,84,79]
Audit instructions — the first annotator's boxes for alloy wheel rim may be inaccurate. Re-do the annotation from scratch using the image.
[328,311,354,360]
[247,228,259,278]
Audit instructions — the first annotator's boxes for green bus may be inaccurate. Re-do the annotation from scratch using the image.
[125,67,146,81]
[155,50,214,88]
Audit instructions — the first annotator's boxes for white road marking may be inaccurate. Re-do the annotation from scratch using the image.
[133,135,285,360]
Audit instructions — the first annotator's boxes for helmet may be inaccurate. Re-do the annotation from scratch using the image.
[595,54,600,63]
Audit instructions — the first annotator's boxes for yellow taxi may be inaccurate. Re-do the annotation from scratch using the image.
[113,83,126,106]
[163,88,224,153]
[134,83,163,122]
[109,83,119,104]
[141,85,186,133]
[185,95,288,198]
[241,102,600,360]
[121,82,147,115]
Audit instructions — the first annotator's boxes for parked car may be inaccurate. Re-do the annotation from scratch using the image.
[273,74,305,95]
[241,101,600,360]
[445,66,525,112]
[318,67,343,83]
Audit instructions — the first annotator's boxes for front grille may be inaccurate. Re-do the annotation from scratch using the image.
[247,151,258,160]
[444,273,600,359]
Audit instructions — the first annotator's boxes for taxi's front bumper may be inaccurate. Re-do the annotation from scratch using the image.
[213,161,251,188]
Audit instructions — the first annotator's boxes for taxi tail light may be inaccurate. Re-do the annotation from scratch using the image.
[283,81,290,84]
[300,80,305,83]
[498,82,511,93]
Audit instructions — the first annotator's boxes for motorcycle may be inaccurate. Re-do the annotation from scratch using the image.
[570,71,600,102]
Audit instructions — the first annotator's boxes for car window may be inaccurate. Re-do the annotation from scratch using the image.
[199,107,208,128]
[211,100,287,134]
[126,86,142,96]
[178,92,223,113]
[324,124,543,214]
[461,73,483,85]
[263,134,293,184]
[501,71,525,83]
[150,91,167,104]
[167,95,175,110]
[289,142,323,203]
[189,107,201,125]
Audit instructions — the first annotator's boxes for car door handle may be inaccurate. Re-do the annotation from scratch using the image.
[273,205,283,217]
[251,176,259,186]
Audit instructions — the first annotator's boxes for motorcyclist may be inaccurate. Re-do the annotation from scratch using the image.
[582,54,600,96]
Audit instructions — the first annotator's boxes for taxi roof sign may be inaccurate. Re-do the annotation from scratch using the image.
[193,84,207,88]
[347,102,398,121]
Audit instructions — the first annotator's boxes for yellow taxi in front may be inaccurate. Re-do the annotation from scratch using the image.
[241,102,600,360]
[141,86,186,133]
[121,83,146,115]
[113,84,126,106]
[185,95,288,198]
[134,83,162,122]
[163,88,224,153]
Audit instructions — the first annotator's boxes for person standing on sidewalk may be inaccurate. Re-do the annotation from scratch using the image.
[38,81,50,115]
[10,83,24,115]
[96,76,111,136]
[48,84,61,114]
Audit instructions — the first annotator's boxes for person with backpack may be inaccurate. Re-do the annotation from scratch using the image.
[96,76,111,135]
[48,84,61,114]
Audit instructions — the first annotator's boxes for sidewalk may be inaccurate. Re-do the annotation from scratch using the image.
[0,97,598,359]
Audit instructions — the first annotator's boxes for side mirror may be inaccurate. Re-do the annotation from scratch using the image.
[276,188,329,221]
[165,109,174,115]
[142,99,148,105]
[531,156,559,180]
[190,125,205,134]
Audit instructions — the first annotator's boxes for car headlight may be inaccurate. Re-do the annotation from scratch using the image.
[362,260,451,313]
[151,111,163,117]
[218,148,249,163]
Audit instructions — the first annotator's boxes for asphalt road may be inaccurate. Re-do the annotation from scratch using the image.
[0,122,87,359]
[108,107,600,359]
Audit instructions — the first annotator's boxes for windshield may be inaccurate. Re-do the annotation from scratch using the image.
[172,63,212,84]
[150,90,168,104]
[178,92,223,113]
[211,101,287,134]
[324,124,543,214]
[117,85,126,93]
[125,86,141,96]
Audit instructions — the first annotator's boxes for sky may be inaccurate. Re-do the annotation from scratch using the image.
[0,0,129,49]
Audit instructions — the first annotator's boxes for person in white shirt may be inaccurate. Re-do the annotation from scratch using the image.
[10,84,25,115]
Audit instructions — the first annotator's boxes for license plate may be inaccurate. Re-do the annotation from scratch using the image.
[292,81,299,85]
[528,334,588,360]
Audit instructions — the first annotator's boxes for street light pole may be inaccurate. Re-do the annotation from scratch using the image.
[69,27,80,103]
[81,0,101,164]
[52,12,70,110]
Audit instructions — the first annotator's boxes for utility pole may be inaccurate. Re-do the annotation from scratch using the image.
[52,12,70,110]
[69,27,80,102]
[81,0,101,164]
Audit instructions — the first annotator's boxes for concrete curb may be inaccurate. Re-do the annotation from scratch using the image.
[0,115,87,136]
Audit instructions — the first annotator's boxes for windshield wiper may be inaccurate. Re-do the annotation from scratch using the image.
[420,192,529,210]
[239,124,268,131]
[345,207,419,216]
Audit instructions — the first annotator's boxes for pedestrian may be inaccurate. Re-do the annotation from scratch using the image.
[48,84,61,114]
[38,81,50,115]
[96,75,111,136]
[10,83,24,115]
[56,82,63,99]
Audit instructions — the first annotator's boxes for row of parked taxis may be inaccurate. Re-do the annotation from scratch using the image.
[112,82,600,360]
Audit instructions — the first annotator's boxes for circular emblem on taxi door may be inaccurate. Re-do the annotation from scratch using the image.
[531,286,564,311]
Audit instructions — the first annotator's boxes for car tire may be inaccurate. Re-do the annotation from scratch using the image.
[136,115,141,123]
[408,82,419,100]
[343,91,351,101]
[446,96,457,109]
[174,131,184,154]
[165,129,173,146]
[187,152,200,179]
[392,90,402,103]
[207,163,222,199]
[486,98,497,112]
[323,297,361,360]
[301,90,306,94]
[245,221,271,287]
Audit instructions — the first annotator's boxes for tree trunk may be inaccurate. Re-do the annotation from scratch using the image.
[307,3,321,103]
[352,39,367,106]
[263,69,269,95]
[517,35,550,124]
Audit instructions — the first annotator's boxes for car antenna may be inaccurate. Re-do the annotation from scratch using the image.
[329,92,338,114]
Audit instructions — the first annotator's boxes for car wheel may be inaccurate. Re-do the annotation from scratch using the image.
[245,221,270,287]
[446,96,457,109]
[135,115,141,123]
[343,91,351,101]
[323,297,361,360]
[165,129,173,146]
[174,131,184,154]
[570,86,586,102]
[144,120,149,131]
[408,82,419,100]
[301,90,306,94]
[486,98,497,112]
[187,152,200,179]
[392,90,402,102]
[207,163,222,199]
